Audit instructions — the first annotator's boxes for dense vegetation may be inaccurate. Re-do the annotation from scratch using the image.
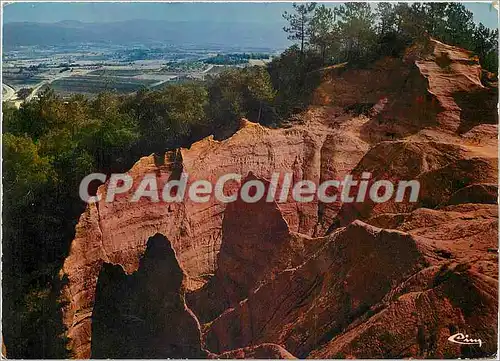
[282,2,498,70]
[2,2,498,358]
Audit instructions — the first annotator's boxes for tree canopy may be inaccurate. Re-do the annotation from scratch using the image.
[281,2,498,71]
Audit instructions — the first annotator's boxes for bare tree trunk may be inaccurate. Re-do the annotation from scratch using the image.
[301,18,305,56]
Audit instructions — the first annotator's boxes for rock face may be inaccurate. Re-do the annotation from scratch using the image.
[206,221,429,357]
[413,39,486,132]
[215,174,296,306]
[309,205,498,358]
[206,205,497,358]
[308,266,497,359]
[335,142,497,225]
[445,183,498,206]
[91,234,206,358]
[60,38,498,359]
[61,117,368,358]
[188,174,322,322]
[209,343,297,359]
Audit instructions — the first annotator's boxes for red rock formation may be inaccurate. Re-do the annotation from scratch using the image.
[188,174,324,322]
[309,267,497,359]
[367,204,498,279]
[205,215,497,358]
[445,183,497,206]
[205,221,429,357]
[336,142,497,225]
[314,38,496,142]
[413,38,485,132]
[60,120,366,358]
[60,37,498,359]
[309,204,498,358]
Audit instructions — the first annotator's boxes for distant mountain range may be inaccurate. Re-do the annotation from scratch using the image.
[3,20,289,50]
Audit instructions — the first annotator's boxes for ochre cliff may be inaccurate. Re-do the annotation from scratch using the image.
[60,38,498,358]
[60,116,368,357]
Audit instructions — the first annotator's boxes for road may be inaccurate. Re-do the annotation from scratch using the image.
[6,64,214,104]
[2,84,16,102]
[201,64,214,74]
[26,68,94,102]
[2,68,94,106]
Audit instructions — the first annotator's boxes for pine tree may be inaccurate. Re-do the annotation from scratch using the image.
[309,4,336,64]
[283,2,317,58]
[336,3,376,62]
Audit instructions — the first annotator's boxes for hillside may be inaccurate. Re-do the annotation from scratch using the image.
[60,38,498,359]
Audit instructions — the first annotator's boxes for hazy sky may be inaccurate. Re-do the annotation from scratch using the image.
[3,2,498,29]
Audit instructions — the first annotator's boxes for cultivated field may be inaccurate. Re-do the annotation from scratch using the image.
[48,75,158,96]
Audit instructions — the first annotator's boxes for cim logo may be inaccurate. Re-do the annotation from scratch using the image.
[448,333,483,347]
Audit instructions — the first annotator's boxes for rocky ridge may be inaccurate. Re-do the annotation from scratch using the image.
[60,38,498,358]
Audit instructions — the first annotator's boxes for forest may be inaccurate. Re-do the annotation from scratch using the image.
[2,2,498,358]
